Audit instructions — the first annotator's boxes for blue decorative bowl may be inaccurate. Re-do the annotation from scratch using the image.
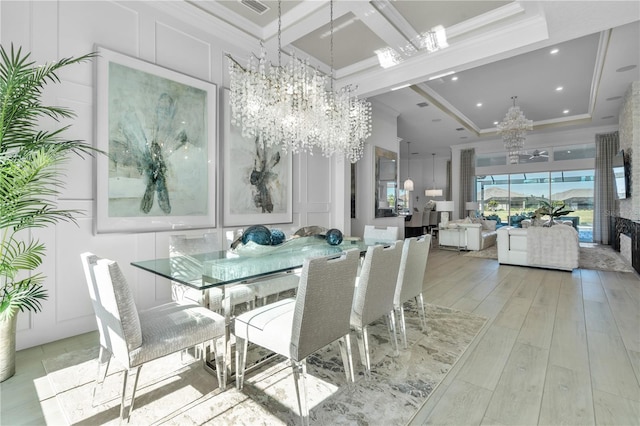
[270,229,286,245]
[241,225,272,246]
[325,228,343,245]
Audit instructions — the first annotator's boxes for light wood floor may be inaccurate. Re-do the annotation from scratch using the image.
[1,247,639,425]
[410,247,640,426]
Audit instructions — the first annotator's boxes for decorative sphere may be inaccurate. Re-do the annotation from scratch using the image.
[241,225,272,246]
[325,228,343,245]
[270,229,286,245]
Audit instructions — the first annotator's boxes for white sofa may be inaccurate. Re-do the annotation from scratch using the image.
[497,225,579,271]
[438,219,498,251]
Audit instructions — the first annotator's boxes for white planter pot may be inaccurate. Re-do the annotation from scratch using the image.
[0,315,17,382]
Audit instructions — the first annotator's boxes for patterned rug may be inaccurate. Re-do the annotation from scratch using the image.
[463,243,634,272]
[43,304,486,425]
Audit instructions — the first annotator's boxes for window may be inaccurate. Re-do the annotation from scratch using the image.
[475,170,594,242]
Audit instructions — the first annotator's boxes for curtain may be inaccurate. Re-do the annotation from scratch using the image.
[594,131,619,244]
[459,148,475,219]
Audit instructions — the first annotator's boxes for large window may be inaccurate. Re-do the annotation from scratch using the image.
[476,169,594,242]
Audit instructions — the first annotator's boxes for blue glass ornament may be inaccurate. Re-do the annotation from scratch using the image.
[241,225,272,246]
[325,228,343,245]
[270,229,286,245]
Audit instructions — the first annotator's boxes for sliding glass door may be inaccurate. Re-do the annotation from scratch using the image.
[475,169,594,242]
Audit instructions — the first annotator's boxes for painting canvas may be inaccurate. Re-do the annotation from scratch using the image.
[223,90,293,226]
[95,46,216,233]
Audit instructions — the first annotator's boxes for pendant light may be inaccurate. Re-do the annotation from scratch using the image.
[403,141,414,191]
[424,153,443,197]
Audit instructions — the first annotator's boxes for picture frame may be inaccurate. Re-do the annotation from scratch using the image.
[95,46,217,233]
[222,89,293,227]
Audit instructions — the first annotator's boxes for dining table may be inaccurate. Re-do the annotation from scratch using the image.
[131,236,371,380]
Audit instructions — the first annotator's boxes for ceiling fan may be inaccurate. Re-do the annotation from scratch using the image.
[529,149,549,159]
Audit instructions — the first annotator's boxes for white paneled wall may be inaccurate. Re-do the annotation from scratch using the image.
[0,1,398,350]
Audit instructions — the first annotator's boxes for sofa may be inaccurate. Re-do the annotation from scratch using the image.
[497,225,579,271]
[438,218,498,251]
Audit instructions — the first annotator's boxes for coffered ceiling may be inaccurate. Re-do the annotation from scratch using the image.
[183,0,640,158]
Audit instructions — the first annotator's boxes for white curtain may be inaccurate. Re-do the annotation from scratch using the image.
[459,149,475,219]
[594,131,619,244]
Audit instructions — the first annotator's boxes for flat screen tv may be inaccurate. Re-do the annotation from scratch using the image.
[612,149,629,199]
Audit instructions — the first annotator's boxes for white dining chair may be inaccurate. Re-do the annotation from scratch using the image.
[234,249,360,426]
[350,240,403,378]
[393,235,432,349]
[80,252,227,422]
[363,225,399,245]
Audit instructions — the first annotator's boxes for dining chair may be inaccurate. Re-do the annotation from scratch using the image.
[170,234,255,314]
[80,252,227,422]
[363,225,399,245]
[350,240,403,378]
[393,235,432,349]
[234,249,360,426]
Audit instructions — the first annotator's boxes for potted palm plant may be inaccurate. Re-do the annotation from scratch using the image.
[531,199,573,227]
[0,45,98,381]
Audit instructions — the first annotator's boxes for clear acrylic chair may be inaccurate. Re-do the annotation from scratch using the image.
[393,235,432,349]
[170,234,255,314]
[80,252,226,422]
[363,225,399,245]
[350,240,403,378]
[234,249,360,426]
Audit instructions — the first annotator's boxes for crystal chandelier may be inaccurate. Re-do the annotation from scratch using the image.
[227,0,372,163]
[497,96,533,164]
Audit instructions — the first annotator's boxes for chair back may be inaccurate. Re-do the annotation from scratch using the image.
[290,249,360,361]
[394,236,431,306]
[363,225,399,245]
[81,252,141,367]
[352,240,403,327]
[169,233,219,287]
[406,211,423,228]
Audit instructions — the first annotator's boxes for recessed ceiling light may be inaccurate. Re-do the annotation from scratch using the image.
[476,103,483,107]
[455,127,465,131]
[451,76,458,81]
[550,48,559,54]
[616,65,637,72]
[563,109,570,114]
[493,121,499,125]
[606,96,622,101]
[556,86,563,91]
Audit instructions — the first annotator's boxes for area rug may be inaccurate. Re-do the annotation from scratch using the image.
[463,244,634,272]
[43,303,486,425]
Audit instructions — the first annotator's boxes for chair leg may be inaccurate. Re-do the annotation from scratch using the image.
[235,336,248,390]
[395,306,408,350]
[92,346,111,407]
[337,335,355,383]
[291,359,310,426]
[354,325,371,379]
[416,293,428,333]
[120,365,142,423]
[384,311,399,357]
[212,337,227,391]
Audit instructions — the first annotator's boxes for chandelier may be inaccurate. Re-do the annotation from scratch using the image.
[403,141,414,191]
[424,153,442,197]
[375,25,448,69]
[496,96,533,164]
[227,0,372,163]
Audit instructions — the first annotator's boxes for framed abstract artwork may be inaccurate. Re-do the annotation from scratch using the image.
[222,89,293,227]
[95,46,216,233]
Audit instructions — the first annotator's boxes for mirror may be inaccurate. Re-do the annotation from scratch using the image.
[375,146,398,218]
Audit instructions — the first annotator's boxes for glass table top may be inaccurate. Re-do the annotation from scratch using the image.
[132,237,369,289]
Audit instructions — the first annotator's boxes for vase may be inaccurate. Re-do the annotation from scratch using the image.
[0,315,17,382]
